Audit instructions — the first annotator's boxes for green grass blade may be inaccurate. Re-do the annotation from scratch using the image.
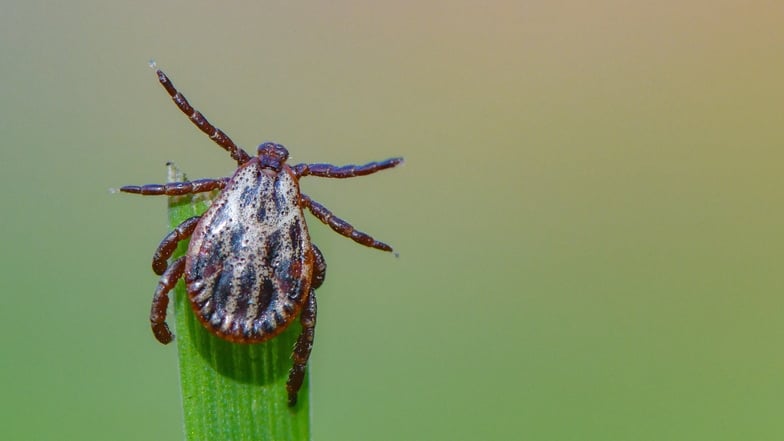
[165,163,310,441]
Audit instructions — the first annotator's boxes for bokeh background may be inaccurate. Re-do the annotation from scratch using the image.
[1,1,782,440]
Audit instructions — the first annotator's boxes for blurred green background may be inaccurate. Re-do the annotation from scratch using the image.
[1,1,782,440]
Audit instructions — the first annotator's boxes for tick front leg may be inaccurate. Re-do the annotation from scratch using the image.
[287,289,317,406]
[301,194,395,252]
[154,69,252,165]
[152,216,201,275]
[293,157,403,178]
[120,178,228,196]
[150,256,186,344]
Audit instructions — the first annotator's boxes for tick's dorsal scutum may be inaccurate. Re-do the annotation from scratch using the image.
[120,67,403,405]
[185,158,315,342]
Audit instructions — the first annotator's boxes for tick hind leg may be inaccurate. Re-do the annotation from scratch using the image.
[150,256,186,344]
[287,245,326,406]
[154,69,252,165]
[300,194,395,252]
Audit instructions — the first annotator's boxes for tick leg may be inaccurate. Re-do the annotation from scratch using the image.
[311,244,327,289]
[293,157,403,178]
[300,193,394,252]
[120,178,228,196]
[152,216,201,275]
[287,289,317,406]
[150,256,186,344]
[154,69,252,165]
[286,246,325,406]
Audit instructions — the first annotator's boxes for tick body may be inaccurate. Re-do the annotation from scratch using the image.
[121,68,402,405]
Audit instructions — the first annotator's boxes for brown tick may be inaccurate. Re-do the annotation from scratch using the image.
[120,66,402,405]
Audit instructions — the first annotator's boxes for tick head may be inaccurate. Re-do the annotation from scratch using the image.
[257,142,290,171]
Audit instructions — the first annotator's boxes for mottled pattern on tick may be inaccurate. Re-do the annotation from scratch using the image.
[184,158,314,342]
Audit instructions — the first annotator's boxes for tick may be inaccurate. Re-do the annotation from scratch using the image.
[120,66,402,405]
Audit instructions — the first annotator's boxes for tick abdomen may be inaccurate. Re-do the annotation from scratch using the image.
[185,158,314,343]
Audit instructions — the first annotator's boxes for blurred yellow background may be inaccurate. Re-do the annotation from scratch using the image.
[1,1,782,440]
